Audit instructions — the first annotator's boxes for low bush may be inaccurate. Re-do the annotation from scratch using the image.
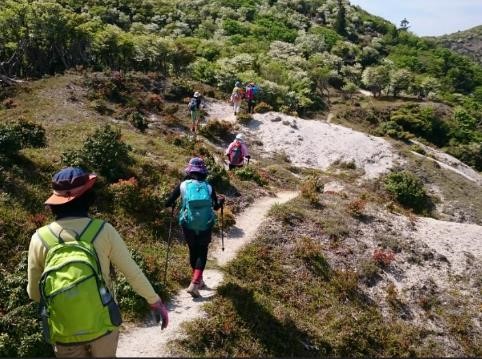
[90,99,113,115]
[128,111,149,132]
[254,101,272,113]
[0,258,54,357]
[409,143,426,155]
[446,142,482,171]
[198,120,234,142]
[346,199,366,218]
[163,104,179,115]
[268,203,304,225]
[0,125,22,157]
[372,249,395,267]
[300,176,323,205]
[204,155,230,191]
[235,166,266,186]
[384,170,430,213]
[214,206,236,232]
[376,121,411,141]
[143,93,163,112]
[0,120,46,158]
[236,113,253,125]
[62,125,132,182]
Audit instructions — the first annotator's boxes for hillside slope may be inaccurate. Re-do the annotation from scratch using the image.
[427,25,482,65]
[0,0,482,356]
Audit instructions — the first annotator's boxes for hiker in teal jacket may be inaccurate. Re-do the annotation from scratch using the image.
[165,158,224,298]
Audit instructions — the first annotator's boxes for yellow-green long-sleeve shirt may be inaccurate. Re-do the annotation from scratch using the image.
[27,217,160,305]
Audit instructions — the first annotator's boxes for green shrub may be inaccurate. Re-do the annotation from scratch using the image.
[409,143,426,155]
[143,93,163,112]
[384,170,430,213]
[0,121,46,158]
[13,120,47,149]
[62,125,132,182]
[300,176,323,205]
[376,121,411,141]
[236,113,253,125]
[0,258,54,357]
[128,111,149,132]
[446,142,482,171]
[198,120,234,142]
[90,99,113,115]
[163,104,179,115]
[204,154,230,191]
[0,125,22,157]
[235,166,266,186]
[254,101,272,113]
[164,79,193,101]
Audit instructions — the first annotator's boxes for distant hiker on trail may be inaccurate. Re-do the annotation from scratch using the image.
[27,167,168,358]
[230,81,244,115]
[188,91,203,132]
[225,133,250,170]
[165,158,225,298]
[245,82,256,114]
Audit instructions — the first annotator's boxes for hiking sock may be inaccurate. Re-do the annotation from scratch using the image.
[192,269,203,285]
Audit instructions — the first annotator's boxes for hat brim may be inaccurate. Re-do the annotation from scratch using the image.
[45,174,97,205]
[185,166,208,175]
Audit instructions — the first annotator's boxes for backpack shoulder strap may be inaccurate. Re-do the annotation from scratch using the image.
[37,225,60,250]
[79,219,105,244]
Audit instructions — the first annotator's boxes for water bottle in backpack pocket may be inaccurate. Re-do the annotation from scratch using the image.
[37,219,122,344]
[179,180,215,233]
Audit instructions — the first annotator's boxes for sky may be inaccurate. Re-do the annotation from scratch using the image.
[348,0,482,36]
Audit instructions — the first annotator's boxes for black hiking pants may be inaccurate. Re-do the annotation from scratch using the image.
[247,99,255,114]
[182,226,212,270]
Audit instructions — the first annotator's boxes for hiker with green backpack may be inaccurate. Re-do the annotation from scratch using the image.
[27,167,168,357]
[165,157,225,298]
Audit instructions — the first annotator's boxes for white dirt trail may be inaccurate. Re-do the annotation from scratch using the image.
[116,191,297,357]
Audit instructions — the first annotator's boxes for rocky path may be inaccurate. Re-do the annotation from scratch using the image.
[116,191,297,357]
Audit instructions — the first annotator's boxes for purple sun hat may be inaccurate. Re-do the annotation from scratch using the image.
[185,157,208,175]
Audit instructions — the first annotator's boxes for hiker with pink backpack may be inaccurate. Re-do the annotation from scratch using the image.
[245,82,257,114]
[225,134,250,170]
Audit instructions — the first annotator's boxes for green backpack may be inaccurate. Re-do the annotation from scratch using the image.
[37,219,122,345]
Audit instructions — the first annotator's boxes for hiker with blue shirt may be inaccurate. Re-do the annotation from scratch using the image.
[165,158,225,298]
[27,167,168,358]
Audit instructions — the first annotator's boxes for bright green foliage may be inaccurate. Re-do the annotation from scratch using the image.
[449,107,479,144]
[62,125,132,181]
[0,257,54,357]
[389,105,449,146]
[384,170,431,213]
[0,124,22,157]
[235,166,266,186]
[128,111,149,132]
[390,69,413,97]
[0,0,480,115]
[362,65,391,96]
[0,121,46,158]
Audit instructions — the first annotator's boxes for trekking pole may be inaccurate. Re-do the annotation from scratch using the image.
[221,202,225,251]
[163,205,175,285]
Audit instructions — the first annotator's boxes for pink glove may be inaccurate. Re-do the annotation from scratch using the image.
[149,300,169,329]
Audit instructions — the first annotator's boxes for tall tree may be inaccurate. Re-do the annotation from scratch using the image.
[334,0,347,37]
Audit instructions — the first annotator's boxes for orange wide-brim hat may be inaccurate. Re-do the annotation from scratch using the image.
[45,167,97,205]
